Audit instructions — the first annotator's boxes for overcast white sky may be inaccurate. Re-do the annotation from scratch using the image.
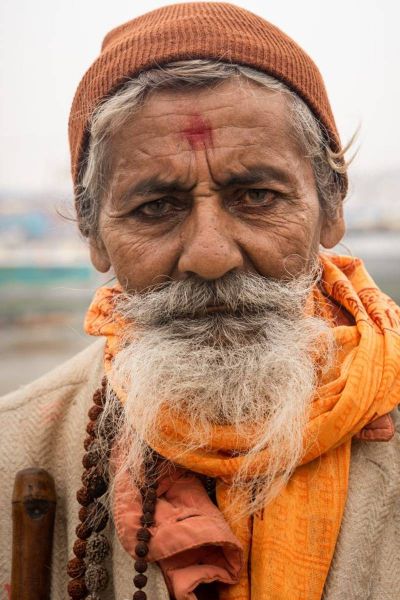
[1,0,399,194]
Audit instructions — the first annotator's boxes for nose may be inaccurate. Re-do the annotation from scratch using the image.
[177,200,244,280]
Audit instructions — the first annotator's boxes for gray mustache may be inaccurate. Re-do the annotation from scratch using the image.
[118,269,320,326]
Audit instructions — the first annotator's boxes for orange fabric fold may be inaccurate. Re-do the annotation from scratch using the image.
[113,464,244,600]
[85,254,400,600]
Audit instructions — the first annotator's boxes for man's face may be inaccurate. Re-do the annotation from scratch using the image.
[91,78,344,290]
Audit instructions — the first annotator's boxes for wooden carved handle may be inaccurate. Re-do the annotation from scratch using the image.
[11,468,56,600]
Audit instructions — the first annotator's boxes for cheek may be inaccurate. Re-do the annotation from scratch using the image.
[242,208,322,277]
[100,221,180,291]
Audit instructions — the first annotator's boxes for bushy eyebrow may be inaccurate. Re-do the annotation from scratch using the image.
[120,176,196,203]
[120,164,296,203]
[216,165,297,188]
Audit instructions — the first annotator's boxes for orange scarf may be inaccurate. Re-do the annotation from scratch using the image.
[85,255,400,600]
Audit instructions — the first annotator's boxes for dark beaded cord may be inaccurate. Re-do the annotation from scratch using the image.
[131,452,159,599]
[68,376,159,600]
[68,376,112,599]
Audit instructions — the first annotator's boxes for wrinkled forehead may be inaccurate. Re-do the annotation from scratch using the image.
[107,78,304,177]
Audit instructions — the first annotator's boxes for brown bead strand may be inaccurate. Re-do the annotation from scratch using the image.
[69,377,160,600]
[131,455,159,600]
[68,377,112,600]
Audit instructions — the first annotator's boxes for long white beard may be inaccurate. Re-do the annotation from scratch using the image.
[102,270,335,516]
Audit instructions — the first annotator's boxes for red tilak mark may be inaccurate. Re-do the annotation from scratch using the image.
[182,115,213,150]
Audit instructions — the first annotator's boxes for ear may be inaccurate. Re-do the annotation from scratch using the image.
[89,237,111,273]
[319,201,345,249]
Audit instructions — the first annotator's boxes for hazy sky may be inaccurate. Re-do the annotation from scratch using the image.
[1,0,399,193]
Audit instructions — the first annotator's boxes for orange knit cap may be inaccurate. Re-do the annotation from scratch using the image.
[69,2,347,194]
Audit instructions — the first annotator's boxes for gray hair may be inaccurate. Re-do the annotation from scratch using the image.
[77,60,349,237]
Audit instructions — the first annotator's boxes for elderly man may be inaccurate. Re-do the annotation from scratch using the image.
[1,3,400,600]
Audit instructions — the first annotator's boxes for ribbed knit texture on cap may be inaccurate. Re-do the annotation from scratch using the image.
[69,2,346,194]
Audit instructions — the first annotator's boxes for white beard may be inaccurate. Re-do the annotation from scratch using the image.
[102,269,335,517]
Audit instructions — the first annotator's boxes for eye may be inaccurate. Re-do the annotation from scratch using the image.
[244,189,277,205]
[136,198,175,217]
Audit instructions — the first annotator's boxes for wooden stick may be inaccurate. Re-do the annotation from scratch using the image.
[11,468,56,600]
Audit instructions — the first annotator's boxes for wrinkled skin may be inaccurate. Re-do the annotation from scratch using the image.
[90,78,345,291]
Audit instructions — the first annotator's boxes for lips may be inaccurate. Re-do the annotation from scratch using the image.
[171,305,235,320]
[205,305,227,314]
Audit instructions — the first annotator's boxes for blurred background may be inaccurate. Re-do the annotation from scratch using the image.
[1,0,399,395]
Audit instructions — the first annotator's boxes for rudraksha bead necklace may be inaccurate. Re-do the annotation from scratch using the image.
[68,377,159,600]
